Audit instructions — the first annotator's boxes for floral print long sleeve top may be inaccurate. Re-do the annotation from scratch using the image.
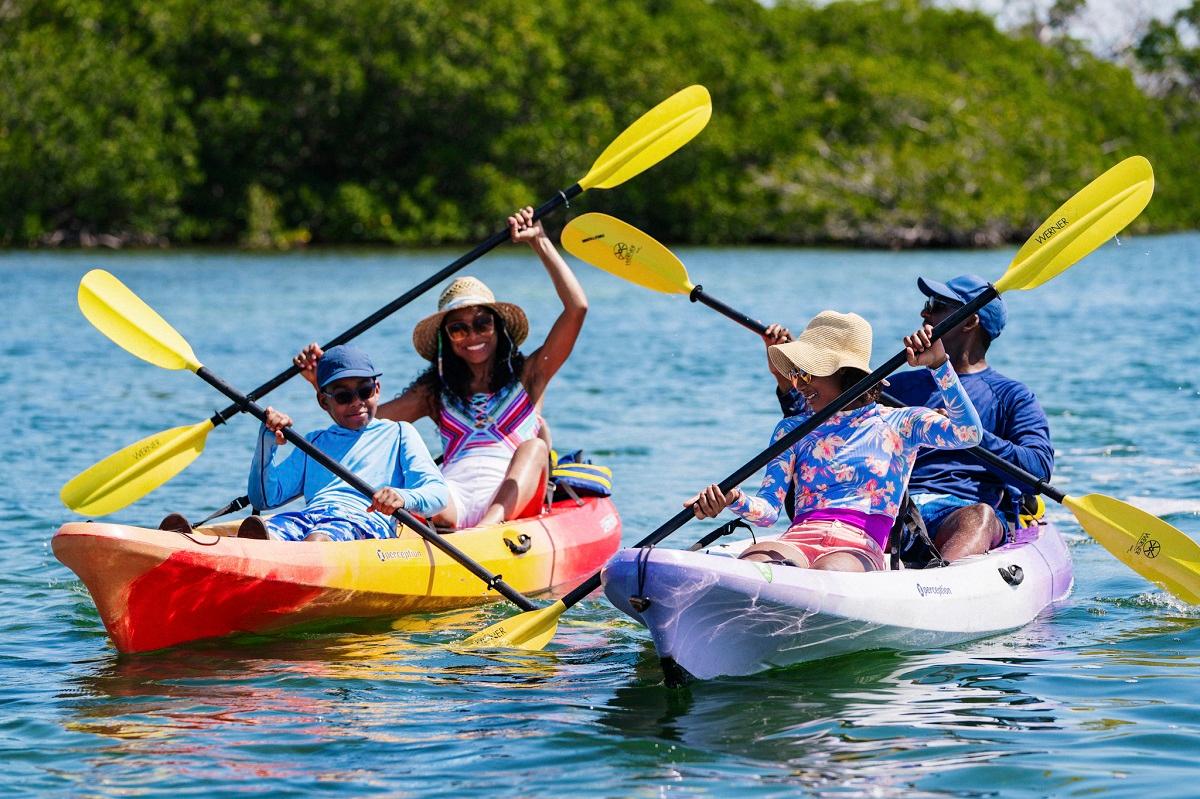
[729,361,983,527]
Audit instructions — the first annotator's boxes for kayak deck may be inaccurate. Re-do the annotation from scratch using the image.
[602,522,1073,681]
[55,496,621,653]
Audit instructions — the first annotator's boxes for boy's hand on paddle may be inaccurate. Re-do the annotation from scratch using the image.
[684,483,742,519]
[294,343,324,388]
[508,206,544,245]
[904,324,947,369]
[368,487,405,516]
[264,406,293,445]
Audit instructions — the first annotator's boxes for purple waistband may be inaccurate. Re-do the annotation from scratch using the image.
[790,509,892,549]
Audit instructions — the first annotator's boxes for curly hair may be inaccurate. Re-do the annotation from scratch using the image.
[407,308,527,411]
[836,367,883,407]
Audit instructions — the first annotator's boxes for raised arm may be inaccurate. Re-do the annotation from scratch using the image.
[899,363,984,451]
[509,206,587,401]
[901,324,983,450]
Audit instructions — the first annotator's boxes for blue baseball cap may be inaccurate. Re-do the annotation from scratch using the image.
[316,345,381,388]
[917,273,1008,341]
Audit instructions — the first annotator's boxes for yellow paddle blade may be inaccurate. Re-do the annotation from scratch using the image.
[79,269,202,372]
[1064,493,1200,605]
[995,156,1154,293]
[561,213,695,296]
[578,85,712,191]
[60,419,215,516]
[458,599,567,651]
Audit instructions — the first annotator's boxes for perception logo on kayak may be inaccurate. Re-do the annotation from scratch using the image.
[377,549,422,563]
[1034,217,1069,245]
[1128,532,1161,559]
[916,583,951,597]
[613,241,641,265]
[580,233,605,243]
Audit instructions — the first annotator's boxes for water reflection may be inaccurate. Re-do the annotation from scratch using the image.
[599,646,1063,795]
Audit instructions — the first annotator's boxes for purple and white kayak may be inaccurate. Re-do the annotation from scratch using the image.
[602,522,1073,682]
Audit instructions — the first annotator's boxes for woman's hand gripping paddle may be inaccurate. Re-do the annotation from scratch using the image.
[68,269,541,613]
[459,155,1158,650]
[566,182,1200,605]
[62,86,713,517]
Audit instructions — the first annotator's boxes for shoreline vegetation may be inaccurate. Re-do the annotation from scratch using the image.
[2,0,1197,250]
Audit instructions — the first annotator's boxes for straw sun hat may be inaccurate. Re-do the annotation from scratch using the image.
[768,310,882,381]
[411,276,529,361]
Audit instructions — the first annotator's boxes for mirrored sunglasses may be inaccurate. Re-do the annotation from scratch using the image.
[788,368,813,385]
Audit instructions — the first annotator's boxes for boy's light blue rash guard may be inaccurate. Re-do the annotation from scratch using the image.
[248,418,449,537]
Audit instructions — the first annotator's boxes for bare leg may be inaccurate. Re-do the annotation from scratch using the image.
[430,499,460,530]
[304,531,333,542]
[477,438,549,527]
[811,551,869,572]
[933,504,1004,561]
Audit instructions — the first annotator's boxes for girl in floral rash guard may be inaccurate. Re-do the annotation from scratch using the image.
[686,311,982,572]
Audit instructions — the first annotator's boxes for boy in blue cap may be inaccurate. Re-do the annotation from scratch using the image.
[765,273,1053,563]
[239,344,449,541]
[881,274,1053,561]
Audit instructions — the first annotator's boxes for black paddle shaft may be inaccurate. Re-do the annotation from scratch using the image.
[205,185,584,427]
[555,286,999,608]
[194,367,540,612]
[957,440,1066,503]
[689,285,767,335]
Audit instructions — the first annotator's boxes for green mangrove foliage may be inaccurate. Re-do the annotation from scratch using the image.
[0,0,1194,247]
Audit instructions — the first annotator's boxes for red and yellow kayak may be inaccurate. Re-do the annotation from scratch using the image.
[54,496,621,653]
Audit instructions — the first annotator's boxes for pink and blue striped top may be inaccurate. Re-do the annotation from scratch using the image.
[437,382,542,464]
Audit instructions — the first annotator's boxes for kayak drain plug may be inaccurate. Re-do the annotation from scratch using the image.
[998,565,1024,586]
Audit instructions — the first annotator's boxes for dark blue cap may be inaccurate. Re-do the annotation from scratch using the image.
[316,345,381,388]
[918,273,1008,340]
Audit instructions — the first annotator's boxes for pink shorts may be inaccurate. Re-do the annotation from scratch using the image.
[741,519,887,571]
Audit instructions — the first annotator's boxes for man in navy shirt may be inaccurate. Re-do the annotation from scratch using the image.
[769,273,1053,562]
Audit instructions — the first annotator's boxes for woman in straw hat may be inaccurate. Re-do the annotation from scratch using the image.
[685,311,983,572]
[295,206,586,529]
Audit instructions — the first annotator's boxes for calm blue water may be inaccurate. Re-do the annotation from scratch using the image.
[2,233,1198,797]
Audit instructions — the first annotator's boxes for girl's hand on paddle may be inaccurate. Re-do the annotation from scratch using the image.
[368,487,405,516]
[762,323,792,348]
[904,324,947,369]
[685,484,742,519]
[508,206,544,245]
[763,323,793,388]
[264,407,294,445]
[294,343,324,388]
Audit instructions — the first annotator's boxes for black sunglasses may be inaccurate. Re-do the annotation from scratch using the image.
[922,296,962,315]
[322,380,377,405]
